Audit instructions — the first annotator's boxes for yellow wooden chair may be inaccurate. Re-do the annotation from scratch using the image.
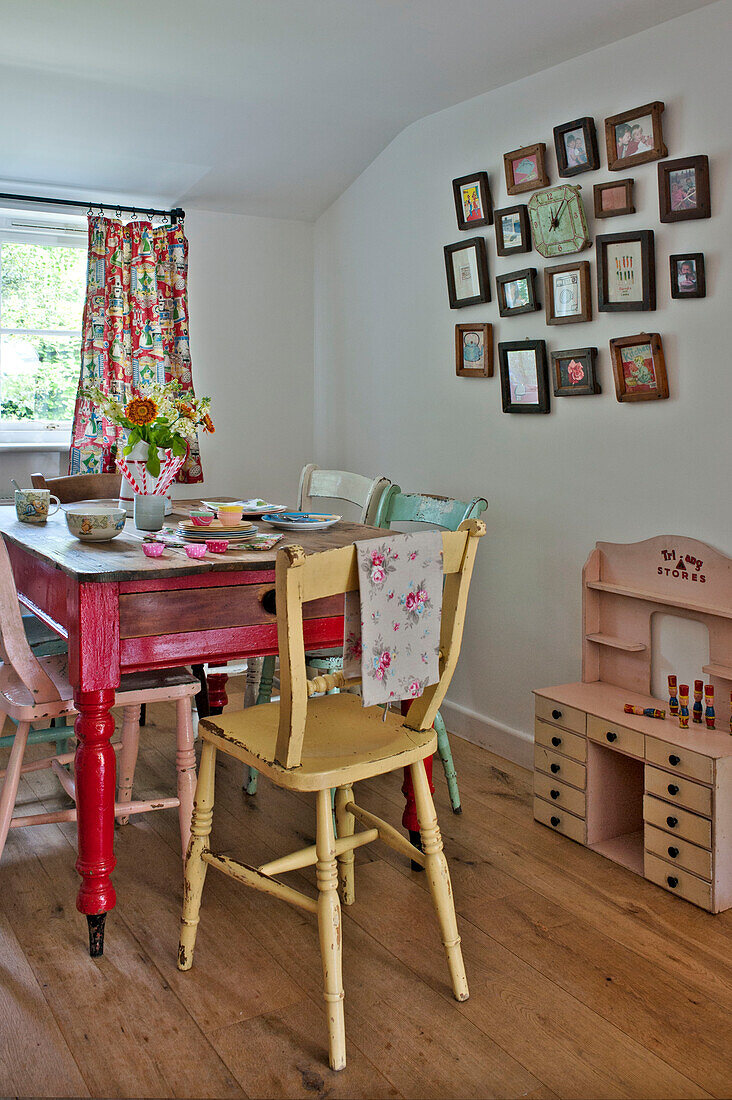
[177,519,485,1070]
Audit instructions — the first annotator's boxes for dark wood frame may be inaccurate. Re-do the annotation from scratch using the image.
[604,101,667,171]
[503,143,549,195]
[596,230,655,312]
[553,116,599,177]
[551,347,600,396]
[455,323,494,377]
[670,253,706,299]
[594,178,635,219]
[496,268,539,317]
[493,204,531,256]
[544,260,592,325]
[443,237,490,309]
[658,156,711,223]
[498,339,550,414]
[609,332,668,402]
[452,172,493,230]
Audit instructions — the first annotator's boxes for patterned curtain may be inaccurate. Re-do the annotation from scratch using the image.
[69,215,202,482]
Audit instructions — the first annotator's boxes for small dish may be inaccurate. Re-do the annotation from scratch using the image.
[261,512,341,531]
[185,544,208,559]
[205,538,229,553]
[189,509,214,527]
[142,542,165,558]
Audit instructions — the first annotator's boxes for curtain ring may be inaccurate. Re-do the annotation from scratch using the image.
[115,205,122,220]
[98,203,104,217]
[87,204,93,217]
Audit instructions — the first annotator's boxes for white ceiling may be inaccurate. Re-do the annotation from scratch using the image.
[0,0,718,222]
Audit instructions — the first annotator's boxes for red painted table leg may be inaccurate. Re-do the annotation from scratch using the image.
[206,669,229,715]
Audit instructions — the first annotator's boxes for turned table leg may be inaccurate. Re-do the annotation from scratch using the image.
[206,669,229,716]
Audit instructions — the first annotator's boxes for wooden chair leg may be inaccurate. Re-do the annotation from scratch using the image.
[334,785,355,905]
[409,759,469,1003]
[178,740,217,971]
[116,705,141,826]
[0,721,30,861]
[315,787,346,1071]
[434,710,461,814]
[175,697,198,862]
[242,655,276,796]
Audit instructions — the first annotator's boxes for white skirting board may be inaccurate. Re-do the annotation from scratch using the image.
[440,698,533,771]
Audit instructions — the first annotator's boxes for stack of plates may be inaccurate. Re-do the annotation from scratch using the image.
[177,518,259,542]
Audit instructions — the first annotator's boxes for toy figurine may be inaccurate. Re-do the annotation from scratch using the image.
[693,679,704,724]
[705,685,715,729]
[668,675,679,716]
[624,704,665,719]
[679,684,690,728]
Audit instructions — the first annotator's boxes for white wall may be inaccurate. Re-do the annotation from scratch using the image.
[314,0,732,763]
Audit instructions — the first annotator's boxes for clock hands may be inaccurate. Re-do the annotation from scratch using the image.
[549,200,566,230]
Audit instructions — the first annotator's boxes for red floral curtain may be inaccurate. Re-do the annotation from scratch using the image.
[69,215,202,482]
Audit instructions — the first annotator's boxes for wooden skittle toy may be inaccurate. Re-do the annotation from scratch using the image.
[679,684,690,728]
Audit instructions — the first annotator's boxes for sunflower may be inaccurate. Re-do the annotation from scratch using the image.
[202,413,215,433]
[125,396,158,426]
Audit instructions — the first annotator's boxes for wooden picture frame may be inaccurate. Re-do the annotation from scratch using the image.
[496,268,539,317]
[494,204,531,256]
[544,260,592,325]
[553,116,599,177]
[452,172,493,230]
[596,230,655,312]
[670,253,706,299]
[594,179,635,219]
[609,332,668,402]
[455,323,493,377]
[498,339,550,413]
[503,143,549,195]
[604,101,667,171]
[551,347,600,396]
[443,237,490,308]
[658,156,711,222]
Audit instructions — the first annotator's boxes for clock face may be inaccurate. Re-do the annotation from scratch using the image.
[528,185,590,257]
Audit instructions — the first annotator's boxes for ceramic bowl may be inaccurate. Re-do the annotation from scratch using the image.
[189,510,214,527]
[185,544,208,559]
[142,541,165,558]
[205,538,229,553]
[65,505,126,542]
[217,505,244,527]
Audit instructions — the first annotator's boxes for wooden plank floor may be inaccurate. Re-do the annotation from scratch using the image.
[1,701,731,1099]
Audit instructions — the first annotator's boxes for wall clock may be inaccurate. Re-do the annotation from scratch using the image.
[527,184,590,258]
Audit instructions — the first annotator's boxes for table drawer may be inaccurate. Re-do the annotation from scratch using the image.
[588,715,644,758]
[644,823,712,881]
[534,744,586,790]
[535,696,586,735]
[645,765,712,817]
[534,797,587,844]
[534,772,586,817]
[643,794,712,849]
[645,736,713,785]
[644,851,713,911]
[535,719,587,762]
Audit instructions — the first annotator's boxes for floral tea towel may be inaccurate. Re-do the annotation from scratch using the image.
[343,532,443,707]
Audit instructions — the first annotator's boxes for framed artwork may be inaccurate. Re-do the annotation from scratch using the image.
[609,333,668,402]
[604,102,667,171]
[670,253,706,299]
[553,117,599,177]
[551,347,600,396]
[452,172,493,230]
[503,143,549,195]
[496,268,539,317]
[594,179,635,219]
[498,340,550,413]
[443,237,490,308]
[658,156,711,222]
[543,260,592,325]
[596,230,655,312]
[455,323,493,377]
[494,205,531,256]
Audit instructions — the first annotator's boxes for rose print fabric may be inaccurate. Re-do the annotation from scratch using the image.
[343,532,443,707]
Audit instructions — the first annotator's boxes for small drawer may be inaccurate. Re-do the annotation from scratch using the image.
[645,737,713,785]
[588,715,644,758]
[644,823,712,882]
[534,772,586,817]
[535,719,587,762]
[534,744,586,790]
[644,851,713,911]
[534,796,587,844]
[643,794,712,850]
[535,696,586,735]
[645,765,712,817]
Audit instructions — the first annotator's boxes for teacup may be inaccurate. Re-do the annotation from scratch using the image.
[217,504,244,527]
[15,489,60,525]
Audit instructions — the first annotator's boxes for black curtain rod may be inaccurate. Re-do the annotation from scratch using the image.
[0,191,185,223]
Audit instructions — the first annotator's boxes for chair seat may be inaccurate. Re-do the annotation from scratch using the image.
[199,692,436,791]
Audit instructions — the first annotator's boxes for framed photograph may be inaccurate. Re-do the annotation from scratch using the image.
[670,253,706,299]
[596,230,655,312]
[455,323,493,377]
[496,268,539,317]
[658,155,711,222]
[594,178,635,219]
[452,172,493,230]
[609,333,668,402]
[543,260,592,325]
[503,143,549,195]
[604,102,667,171]
[551,347,600,396]
[443,237,490,308]
[494,204,531,256]
[553,117,599,177]
[498,340,550,413]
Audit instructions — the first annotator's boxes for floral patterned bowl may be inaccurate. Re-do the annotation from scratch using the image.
[65,505,126,542]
